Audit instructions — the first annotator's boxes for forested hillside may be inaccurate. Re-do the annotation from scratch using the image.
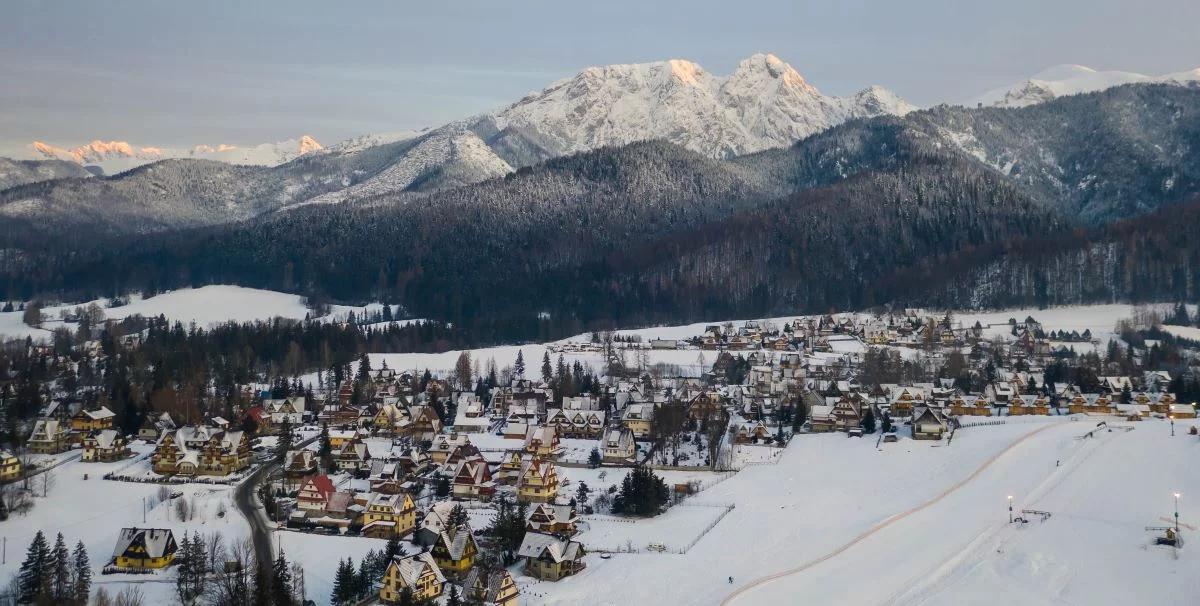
[2,84,1199,343]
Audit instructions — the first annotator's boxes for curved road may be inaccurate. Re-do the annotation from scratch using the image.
[721,423,1060,605]
[234,434,319,568]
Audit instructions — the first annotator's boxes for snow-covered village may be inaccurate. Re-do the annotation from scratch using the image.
[5,3,1200,605]
[0,288,1196,605]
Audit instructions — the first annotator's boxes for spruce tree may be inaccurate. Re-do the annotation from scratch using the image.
[398,587,415,606]
[72,541,91,606]
[271,551,294,606]
[50,533,71,603]
[175,533,194,604]
[330,558,351,605]
[18,531,50,604]
[514,350,525,380]
[447,585,462,606]
[274,419,293,463]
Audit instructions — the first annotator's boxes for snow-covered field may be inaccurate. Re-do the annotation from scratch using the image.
[0,444,249,604]
[519,417,1197,606]
[0,285,395,341]
[363,303,1159,382]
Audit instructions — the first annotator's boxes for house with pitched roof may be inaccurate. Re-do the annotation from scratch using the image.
[912,406,948,440]
[111,528,178,570]
[0,451,20,482]
[431,525,478,577]
[379,552,445,604]
[361,492,417,538]
[82,429,131,462]
[526,502,578,536]
[462,567,519,606]
[297,474,337,513]
[600,427,636,465]
[518,531,585,581]
[28,418,70,454]
[517,456,559,503]
[70,406,115,433]
[151,425,249,476]
[452,457,496,501]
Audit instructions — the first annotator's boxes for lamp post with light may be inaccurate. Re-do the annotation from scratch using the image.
[1170,414,1175,437]
[1174,492,1181,535]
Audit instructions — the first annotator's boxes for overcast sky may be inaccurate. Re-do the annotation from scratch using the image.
[3,0,1198,155]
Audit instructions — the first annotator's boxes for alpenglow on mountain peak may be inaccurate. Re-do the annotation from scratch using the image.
[489,52,915,159]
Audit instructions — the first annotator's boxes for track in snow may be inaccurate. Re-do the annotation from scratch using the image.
[722,423,1061,605]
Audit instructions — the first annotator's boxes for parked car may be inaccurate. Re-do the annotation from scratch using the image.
[848,428,864,438]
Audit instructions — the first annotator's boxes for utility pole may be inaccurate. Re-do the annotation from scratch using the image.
[1008,495,1014,524]
[1169,415,1175,437]
[143,496,146,523]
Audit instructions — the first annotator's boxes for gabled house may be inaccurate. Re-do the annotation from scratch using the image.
[526,502,578,536]
[517,456,559,504]
[621,404,653,439]
[362,492,417,539]
[912,407,947,440]
[297,475,337,513]
[518,532,585,581]
[111,528,178,570]
[82,429,131,462]
[808,404,836,433]
[379,552,445,604]
[263,396,306,426]
[600,427,636,465]
[138,412,176,441]
[70,406,115,433]
[462,567,519,606]
[430,433,471,465]
[28,419,70,454]
[523,425,560,458]
[334,438,372,473]
[452,457,496,501]
[431,525,478,577]
[151,425,249,477]
[0,451,20,482]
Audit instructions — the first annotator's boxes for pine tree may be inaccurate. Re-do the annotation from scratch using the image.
[330,558,352,605]
[175,533,194,604]
[588,447,602,468]
[50,533,71,603]
[252,563,271,606]
[271,551,294,606]
[447,585,462,606]
[514,350,525,380]
[541,352,552,383]
[72,541,91,606]
[398,587,414,606]
[274,419,293,464]
[446,503,469,530]
[18,531,50,604]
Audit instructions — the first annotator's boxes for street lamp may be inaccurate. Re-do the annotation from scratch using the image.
[1174,493,1181,535]
[1008,495,1014,524]
[1170,414,1175,437]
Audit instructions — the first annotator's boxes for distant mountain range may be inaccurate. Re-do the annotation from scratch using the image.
[0,53,916,231]
[26,136,324,175]
[972,64,1200,108]
[4,83,1200,341]
[4,55,1200,337]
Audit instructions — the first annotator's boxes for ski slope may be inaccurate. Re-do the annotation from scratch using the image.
[519,417,1196,605]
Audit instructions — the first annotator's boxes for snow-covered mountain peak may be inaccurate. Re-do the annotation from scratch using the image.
[730,52,816,94]
[491,53,911,159]
[297,135,324,155]
[972,64,1200,108]
[25,135,323,174]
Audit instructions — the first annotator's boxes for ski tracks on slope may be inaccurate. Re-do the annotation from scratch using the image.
[721,423,1065,606]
